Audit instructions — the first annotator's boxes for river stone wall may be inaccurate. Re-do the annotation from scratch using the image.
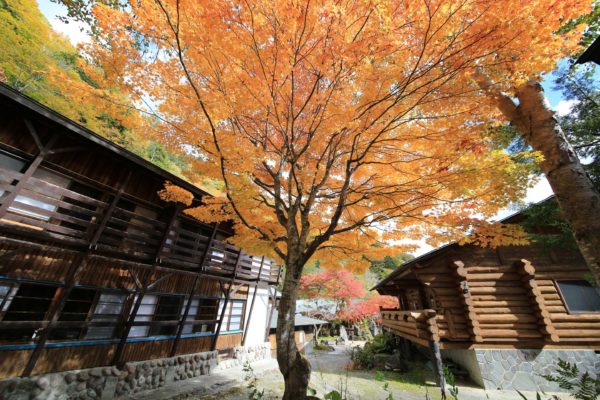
[0,343,271,400]
[474,348,600,391]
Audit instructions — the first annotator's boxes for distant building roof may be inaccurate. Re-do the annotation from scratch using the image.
[576,35,600,65]
[270,313,328,329]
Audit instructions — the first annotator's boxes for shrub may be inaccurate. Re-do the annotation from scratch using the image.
[350,332,397,370]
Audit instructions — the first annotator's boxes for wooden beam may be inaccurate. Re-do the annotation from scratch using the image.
[452,261,482,342]
[0,134,58,219]
[112,204,181,366]
[23,119,43,150]
[242,256,265,346]
[20,171,131,377]
[211,249,243,350]
[428,339,447,399]
[170,223,219,357]
[264,268,282,342]
[515,259,558,342]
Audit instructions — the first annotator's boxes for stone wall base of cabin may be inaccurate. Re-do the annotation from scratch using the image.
[0,342,271,400]
[442,348,600,392]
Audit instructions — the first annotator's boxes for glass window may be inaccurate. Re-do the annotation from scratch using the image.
[181,297,199,335]
[0,282,18,314]
[50,288,96,340]
[557,280,600,313]
[128,295,157,338]
[0,151,26,198]
[218,300,245,332]
[85,293,127,339]
[0,284,57,341]
[149,295,182,336]
[181,297,218,334]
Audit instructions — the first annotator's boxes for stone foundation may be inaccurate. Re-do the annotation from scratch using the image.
[0,343,271,400]
[444,348,600,392]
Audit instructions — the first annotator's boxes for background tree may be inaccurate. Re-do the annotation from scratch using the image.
[0,0,202,179]
[60,0,589,397]
[299,269,366,341]
[474,1,600,287]
[369,254,415,282]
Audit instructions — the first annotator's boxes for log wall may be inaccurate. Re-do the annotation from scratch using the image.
[378,243,600,349]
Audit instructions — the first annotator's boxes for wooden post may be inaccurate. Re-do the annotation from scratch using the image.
[21,171,131,377]
[0,134,58,219]
[264,268,282,342]
[170,224,219,357]
[428,339,446,400]
[211,250,243,351]
[451,261,482,342]
[242,256,265,346]
[112,204,181,366]
[515,259,558,342]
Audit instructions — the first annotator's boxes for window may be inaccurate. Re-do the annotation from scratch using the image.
[84,293,127,340]
[181,297,218,334]
[218,300,245,332]
[128,295,157,338]
[0,151,26,198]
[557,280,600,313]
[149,295,182,336]
[0,282,18,315]
[0,284,57,341]
[50,288,96,340]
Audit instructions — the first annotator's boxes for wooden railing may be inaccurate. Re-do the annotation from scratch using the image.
[380,309,439,346]
[0,165,281,284]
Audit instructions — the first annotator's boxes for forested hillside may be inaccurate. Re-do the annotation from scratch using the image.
[0,0,190,178]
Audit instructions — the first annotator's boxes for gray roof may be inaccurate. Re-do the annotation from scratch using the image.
[270,313,328,329]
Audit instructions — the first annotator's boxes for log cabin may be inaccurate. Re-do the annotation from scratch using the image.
[374,203,600,392]
[0,82,280,397]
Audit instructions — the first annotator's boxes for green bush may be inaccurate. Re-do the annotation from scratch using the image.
[350,332,397,370]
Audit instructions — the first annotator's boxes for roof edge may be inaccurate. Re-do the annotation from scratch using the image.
[0,82,210,199]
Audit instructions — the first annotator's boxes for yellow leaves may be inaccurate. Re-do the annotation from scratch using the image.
[157,182,195,206]
[462,221,531,248]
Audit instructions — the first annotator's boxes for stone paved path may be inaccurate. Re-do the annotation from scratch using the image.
[138,345,572,400]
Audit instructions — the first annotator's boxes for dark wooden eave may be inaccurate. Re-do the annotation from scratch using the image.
[0,82,211,199]
[576,35,600,65]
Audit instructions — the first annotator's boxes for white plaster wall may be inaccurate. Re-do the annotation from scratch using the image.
[243,287,271,346]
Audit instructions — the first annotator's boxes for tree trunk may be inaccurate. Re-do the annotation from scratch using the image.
[488,80,600,286]
[276,256,311,400]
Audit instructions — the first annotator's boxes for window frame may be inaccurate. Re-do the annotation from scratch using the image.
[555,279,600,315]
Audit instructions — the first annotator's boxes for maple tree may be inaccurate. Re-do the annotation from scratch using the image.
[299,270,397,341]
[62,0,591,397]
[300,269,366,314]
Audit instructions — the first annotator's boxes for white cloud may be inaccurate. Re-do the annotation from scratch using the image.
[554,99,579,117]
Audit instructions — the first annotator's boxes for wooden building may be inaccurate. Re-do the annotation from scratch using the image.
[374,204,600,391]
[0,82,281,381]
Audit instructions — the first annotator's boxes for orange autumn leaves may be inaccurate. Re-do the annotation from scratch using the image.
[87,0,591,270]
